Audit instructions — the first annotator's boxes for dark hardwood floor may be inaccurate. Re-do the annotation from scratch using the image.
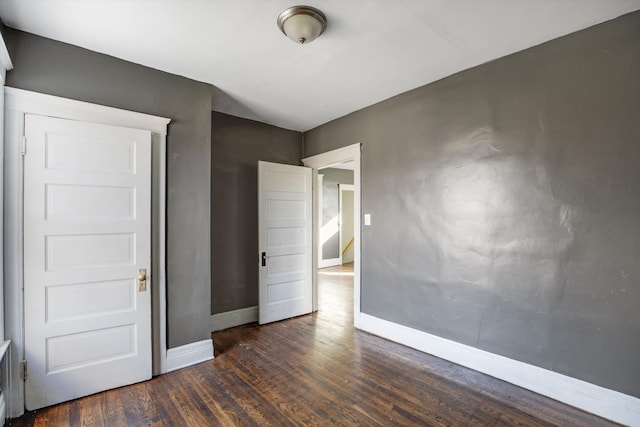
[10,263,618,426]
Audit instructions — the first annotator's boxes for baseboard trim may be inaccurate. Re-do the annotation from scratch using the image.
[357,313,640,426]
[211,306,258,332]
[166,339,214,373]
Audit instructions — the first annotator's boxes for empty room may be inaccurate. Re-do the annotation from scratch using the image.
[0,1,639,426]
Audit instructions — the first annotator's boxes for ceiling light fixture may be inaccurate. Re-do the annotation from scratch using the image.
[277,5,327,45]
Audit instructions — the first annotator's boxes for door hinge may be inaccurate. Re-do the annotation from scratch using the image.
[22,360,28,381]
[21,136,27,156]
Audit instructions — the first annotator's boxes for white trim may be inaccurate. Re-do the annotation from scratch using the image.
[157,135,167,375]
[4,108,24,418]
[0,67,5,346]
[4,88,169,134]
[3,88,170,417]
[303,143,361,169]
[211,306,258,332]
[151,131,168,376]
[0,32,13,74]
[0,341,8,424]
[338,184,354,265]
[0,28,10,357]
[358,313,640,426]
[316,173,325,272]
[311,168,319,312]
[313,173,342,280]
[316,174,346,270]
[0,343,8,424]
[0,393,5,426]
[166,339,214,372]
[302,143,362,327]
[318,258,341,269]
[0,341,9,362]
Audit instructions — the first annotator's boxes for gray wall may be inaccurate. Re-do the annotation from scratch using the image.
[211,112,302,314]
[304,12,640,398]
[5,29,213,349]
[320,168,354,259]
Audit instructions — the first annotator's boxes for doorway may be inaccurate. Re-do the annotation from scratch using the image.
[3,88,170,418]
[23,115,154,410]
[301,143,362,328]
[317,164,354,321]
[317,165,354,268]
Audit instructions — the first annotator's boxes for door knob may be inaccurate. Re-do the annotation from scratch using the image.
[138,268,147,292]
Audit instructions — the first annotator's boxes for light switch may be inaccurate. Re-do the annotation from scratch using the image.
[364,214,371,226]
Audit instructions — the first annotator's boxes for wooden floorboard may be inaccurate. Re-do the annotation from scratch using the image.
[9,263,620,426]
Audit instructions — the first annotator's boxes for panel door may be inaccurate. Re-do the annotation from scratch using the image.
[24,114,152,410]
[258,161,312,324]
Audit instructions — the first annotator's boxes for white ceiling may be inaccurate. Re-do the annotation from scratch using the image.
[1,1,639,131]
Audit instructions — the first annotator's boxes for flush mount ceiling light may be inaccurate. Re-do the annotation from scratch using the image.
[277,5,327,45]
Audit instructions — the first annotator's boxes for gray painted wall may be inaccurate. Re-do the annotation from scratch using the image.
[304,12,640,398]
[211,112,302,314]
[5,29,213,349]
[320,168,354,260]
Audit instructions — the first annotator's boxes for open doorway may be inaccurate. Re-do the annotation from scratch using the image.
[317,164,354,268]
[317,163,355,322]
[301,143,361,328]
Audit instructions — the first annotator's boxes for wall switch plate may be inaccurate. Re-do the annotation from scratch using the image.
[364,214,371,226]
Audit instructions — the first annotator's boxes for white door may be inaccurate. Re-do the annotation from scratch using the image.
[258,161,312,324]
[23,114,152,410]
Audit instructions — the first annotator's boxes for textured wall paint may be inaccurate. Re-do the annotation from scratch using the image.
[5,29,213,349]
[320,168,354,260]
[211,112,301,314]
[304,12,640,398]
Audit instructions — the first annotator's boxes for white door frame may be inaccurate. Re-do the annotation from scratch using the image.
[317,172,340,269]
[302,143,362,326]
[338,184,355,265]
[3,88,170,418]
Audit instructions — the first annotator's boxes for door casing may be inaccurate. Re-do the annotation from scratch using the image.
[302,143,362,326]
[3,87,170,418]
[339,184,355,265]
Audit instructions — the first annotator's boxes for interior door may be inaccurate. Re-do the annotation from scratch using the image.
[258,161,312,324]
[23,114,152,410]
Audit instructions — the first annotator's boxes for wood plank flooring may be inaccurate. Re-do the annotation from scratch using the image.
[10,263,619,426]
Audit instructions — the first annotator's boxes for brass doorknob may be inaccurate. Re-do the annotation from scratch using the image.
[138,268,147,292]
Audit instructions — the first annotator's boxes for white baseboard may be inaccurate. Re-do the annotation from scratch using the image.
[318,258,341,269]
[211,306,258,332]
[357,313,640,426]
[166,339,214,373]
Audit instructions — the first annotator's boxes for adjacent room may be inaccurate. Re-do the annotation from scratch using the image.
[0,1,639,425]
